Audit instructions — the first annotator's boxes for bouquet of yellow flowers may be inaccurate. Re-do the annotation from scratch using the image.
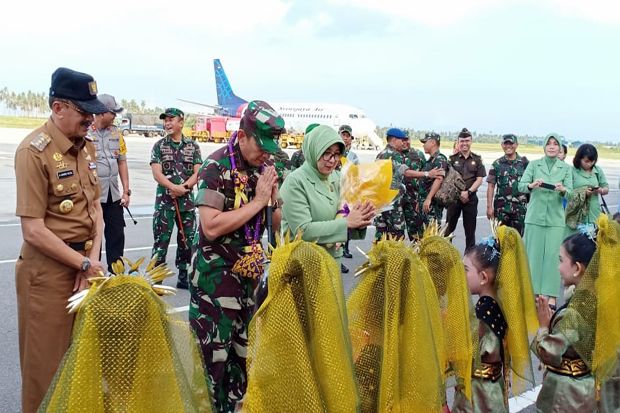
[340,159,399,212]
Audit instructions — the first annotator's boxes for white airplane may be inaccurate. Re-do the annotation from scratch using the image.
[179,59,384,149]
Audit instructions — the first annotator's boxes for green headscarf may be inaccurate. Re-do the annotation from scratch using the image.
[300,125,345,180]
[544,133,560,170]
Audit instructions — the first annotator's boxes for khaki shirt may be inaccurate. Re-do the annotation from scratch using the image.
[87,124,127,203]
[449,152,486,189]
[15,118,101,242]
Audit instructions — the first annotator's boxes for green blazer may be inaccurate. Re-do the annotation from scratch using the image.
[518,158,573,227]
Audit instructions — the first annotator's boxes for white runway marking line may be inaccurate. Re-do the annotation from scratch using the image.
[0,244,178,264]
[169,305,189,314]
[1,203,619,263]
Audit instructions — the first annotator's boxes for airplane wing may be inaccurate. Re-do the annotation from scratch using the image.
[176,98,222,110]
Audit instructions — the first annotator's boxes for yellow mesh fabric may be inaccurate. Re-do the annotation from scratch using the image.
[243,240,358,412]
[418,229,475,401]
[347,239,445,413]
[557,214,620,384]
[340,160,399,210]
[495,225,538,393]
[39,275,212,413]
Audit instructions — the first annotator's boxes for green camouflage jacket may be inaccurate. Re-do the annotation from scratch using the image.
[150,135,202,211]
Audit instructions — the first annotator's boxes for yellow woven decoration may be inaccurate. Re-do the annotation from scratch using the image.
[347,239,445,413]
[340,160,399,210]
[495,224,538,394]
[418,220,475,402]
[39,272,212,412]
[242,238,358,412]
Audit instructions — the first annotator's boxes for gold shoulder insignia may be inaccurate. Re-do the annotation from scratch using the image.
[30,133,52,152]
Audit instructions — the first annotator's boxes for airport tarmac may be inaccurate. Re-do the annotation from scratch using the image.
[0,127,618,411]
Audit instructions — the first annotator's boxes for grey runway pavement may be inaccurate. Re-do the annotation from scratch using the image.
[0,129,619,411]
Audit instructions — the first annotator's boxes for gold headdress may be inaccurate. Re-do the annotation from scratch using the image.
[494,223,538,393]
[347,239,445,413]
[39,257,212,413]
[556,214,620,386]
[417,220,475,401]
[243,237,358,412]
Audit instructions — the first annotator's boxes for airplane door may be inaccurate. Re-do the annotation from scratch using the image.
[333,115,341,127]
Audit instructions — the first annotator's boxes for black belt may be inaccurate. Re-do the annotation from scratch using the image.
[67,240,93,251]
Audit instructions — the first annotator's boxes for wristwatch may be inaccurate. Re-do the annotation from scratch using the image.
[125,189,132,196]
[424,171,429,178]
[80,257,91,272]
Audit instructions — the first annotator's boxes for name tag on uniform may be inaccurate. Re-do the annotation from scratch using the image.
[58,170,74,179]
[88,162,97,170]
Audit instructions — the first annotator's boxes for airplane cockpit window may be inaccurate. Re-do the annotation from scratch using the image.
[349,114,358,119]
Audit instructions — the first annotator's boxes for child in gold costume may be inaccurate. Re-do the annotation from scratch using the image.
[417,222,475,411]
[453,224,538,413]
[38,257,212,413]
[347,238,446,413]
[241,238,358,413]
[533,215,620,413]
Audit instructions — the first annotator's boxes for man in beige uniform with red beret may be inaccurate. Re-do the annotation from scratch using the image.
[14,67,107,413]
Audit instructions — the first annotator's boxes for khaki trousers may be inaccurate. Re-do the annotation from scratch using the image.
[15,242,78,413]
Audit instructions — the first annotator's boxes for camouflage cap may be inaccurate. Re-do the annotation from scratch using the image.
[338,124,353,135]
[502,134,518,144]
[159,108,184,120]
[241,100,285,154]
[420,132,440,143]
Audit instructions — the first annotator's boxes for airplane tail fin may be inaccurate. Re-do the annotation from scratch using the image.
[214,59,247,116]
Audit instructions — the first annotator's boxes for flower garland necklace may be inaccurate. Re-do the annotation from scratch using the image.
[228,133,265,279]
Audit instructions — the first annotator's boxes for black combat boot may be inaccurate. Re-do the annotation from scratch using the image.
[176,269,189,289]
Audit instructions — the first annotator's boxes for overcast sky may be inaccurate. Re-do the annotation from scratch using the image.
[2,0,620,141]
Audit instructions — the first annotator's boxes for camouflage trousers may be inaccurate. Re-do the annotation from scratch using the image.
[374,203,406,241]
[189,267,255,413]
[152,207,195,271]
[495,210,525,236]
[423,202,444,227]
[402,195,426,241]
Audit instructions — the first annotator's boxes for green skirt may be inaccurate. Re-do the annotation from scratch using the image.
[524,224,564,297]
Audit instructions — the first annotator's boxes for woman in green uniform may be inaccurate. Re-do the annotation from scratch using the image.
[565,144,609,235]
[279,125,374,262]
[518,134,572,305]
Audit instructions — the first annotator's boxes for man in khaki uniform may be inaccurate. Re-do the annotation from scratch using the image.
[14,67,107,413]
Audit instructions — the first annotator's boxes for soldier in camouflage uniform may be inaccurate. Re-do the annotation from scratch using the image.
[419,132,449,225]
[373,128,445,240]
[401,138,427,240]
[273,146,290,186]
[373,128,408,240]
[190,100,284,413]
[149,108,202,289]
[289,123,320,171]
[486,134,529,235]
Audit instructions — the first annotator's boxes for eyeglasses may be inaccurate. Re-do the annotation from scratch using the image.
[58,99,87,116]
[321,151,341,162]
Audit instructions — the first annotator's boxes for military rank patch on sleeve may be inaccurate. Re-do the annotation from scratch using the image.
[30,133,52,152]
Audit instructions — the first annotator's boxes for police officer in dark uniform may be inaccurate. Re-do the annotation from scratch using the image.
[445,128,486,249]
[15,67,107,413]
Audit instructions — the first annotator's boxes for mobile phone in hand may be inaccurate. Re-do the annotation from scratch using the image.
[539,182,556,190]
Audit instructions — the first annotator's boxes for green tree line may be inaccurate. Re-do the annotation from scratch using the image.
[0,87,166,117]
[0,87,48,117]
